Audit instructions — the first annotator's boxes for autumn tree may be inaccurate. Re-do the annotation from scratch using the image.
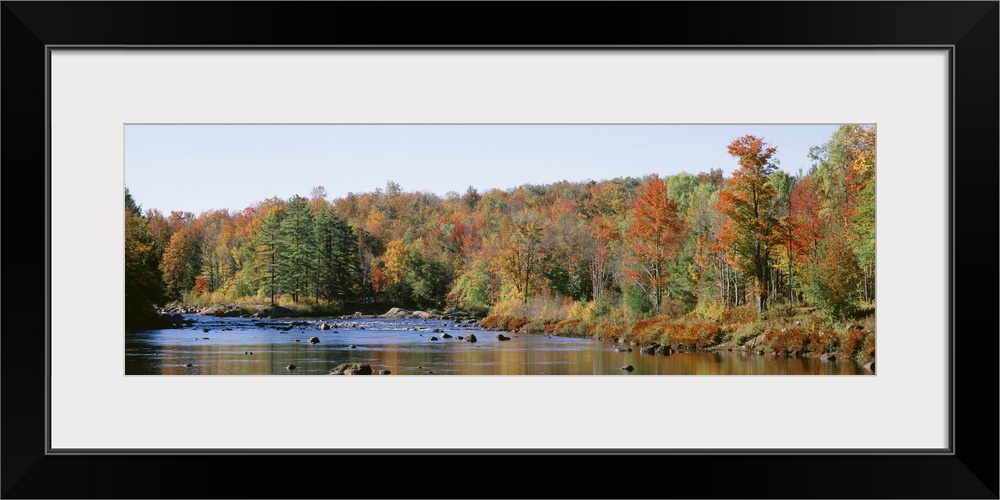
[381,238,410,304]
[492,212,545,305]
[842,125,876,302]
[125,188,167,328]
[196,209,234,294]
[715,135,780,314]
[626,176,686,311]
[229,206,259,297]
[767,171,794,305]
[462,185,481,211]
[160,226,202,300]
[587,215,620,303]
[790,175,824,266]
[144,208,175,261]
[809,233,862,319]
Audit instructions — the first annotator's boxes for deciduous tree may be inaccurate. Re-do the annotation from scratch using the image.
[125,188,167,328]
[626,176,686,311]
[715,135,780,313]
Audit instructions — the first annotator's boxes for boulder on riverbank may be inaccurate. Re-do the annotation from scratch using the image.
[381,307,434,319]
[381,307,411,319]
[329,362,373,375]
[198,304,243,317]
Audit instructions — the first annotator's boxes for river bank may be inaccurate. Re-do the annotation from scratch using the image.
[477,307,876,368]
[153,301,876,370]
[128,313,872,375]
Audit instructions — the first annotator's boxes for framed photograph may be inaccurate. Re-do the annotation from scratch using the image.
[3,2,996,498]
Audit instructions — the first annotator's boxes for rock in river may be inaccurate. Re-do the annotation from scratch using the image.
[440,333,452,339]
[621,365,635,372]
[494,334,510,341]
[464,334,477,343]
[429,336,439,341]
[308,336,320,344]
[329,362,373,375]
[379,369,391,375]
[286,364,296,370]
[639,343,659,355]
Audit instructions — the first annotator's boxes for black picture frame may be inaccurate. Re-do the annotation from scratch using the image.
[2,2,996,498]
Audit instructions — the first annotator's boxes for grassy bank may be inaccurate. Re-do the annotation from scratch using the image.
[161,291,358,318]
[480,297,875,364]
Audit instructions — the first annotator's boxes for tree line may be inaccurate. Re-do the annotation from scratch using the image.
[125,126,875,328]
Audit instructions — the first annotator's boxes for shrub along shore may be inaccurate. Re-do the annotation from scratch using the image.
[476,299,875,366]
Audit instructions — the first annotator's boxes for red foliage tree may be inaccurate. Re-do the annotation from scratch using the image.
[627,176,686,310]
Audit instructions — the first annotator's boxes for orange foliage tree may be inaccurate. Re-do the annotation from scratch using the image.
[626,176,686,310]
[715,135,780,313]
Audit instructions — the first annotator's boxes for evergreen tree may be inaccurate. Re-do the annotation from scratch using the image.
[255,204,285,306]
[315,204,359,305]
[278,195,315,304]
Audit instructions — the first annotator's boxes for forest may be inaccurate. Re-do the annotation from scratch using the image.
[125,126,875,362]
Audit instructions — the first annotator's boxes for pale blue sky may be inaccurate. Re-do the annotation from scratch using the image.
[125,124,843,214]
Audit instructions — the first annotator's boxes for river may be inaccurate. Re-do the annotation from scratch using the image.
[125,315,869,375]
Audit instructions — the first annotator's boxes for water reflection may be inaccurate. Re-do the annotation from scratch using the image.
[125,316,868,375]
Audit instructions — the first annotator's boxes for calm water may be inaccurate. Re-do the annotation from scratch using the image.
[125,315,868,375]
